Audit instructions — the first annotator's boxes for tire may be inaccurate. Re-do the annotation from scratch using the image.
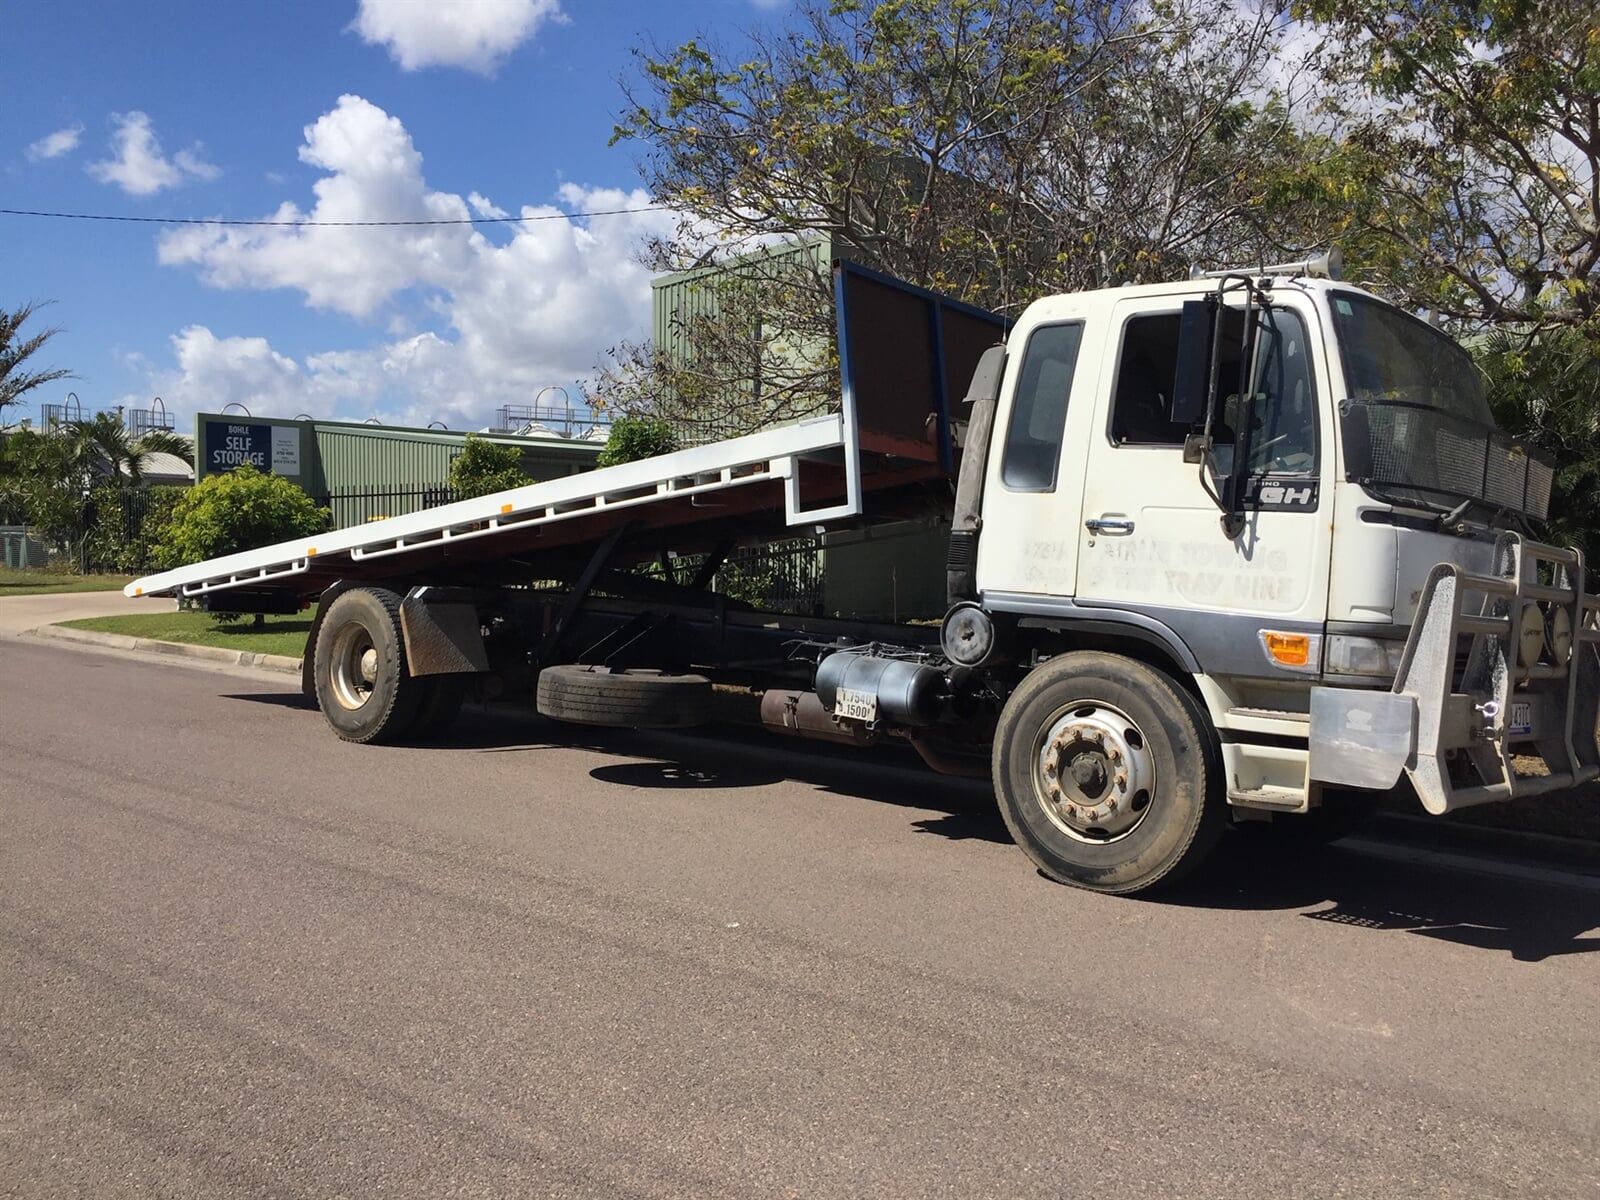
[536,665,712,729]
[408,675,467,740]
[313,587,425,744]
[991,651,1223,894]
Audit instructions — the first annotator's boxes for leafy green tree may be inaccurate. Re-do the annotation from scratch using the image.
[1292,2,1600,555]
[596,416,679,467]
[0,302,74,418]
[1297,1,1600,333]
[1476,327,1600,563]
[448,434,533,499]
[85,484,185,573]
[155,465,328,569]
[603,0,1327,435]
[0,427,94,555]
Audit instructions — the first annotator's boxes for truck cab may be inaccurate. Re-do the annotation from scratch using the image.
[937,256,1595,890]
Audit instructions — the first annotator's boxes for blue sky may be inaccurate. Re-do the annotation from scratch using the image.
[4,0,786,432]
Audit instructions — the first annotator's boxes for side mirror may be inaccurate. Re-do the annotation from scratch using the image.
[1171,300,1248,426]
[1171,299,1214,425]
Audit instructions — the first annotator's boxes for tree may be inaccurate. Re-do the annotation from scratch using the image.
[1291,2,1600,555]
[65,413,150,487]
[1296,1,1600,335]
[602,0,1329,435]
[135,430,196,470]
[0,302,74,418]
[596,415,679,467]
[1478,327,1600,563]
[156,465,328,569]
[448,435,533,499]
[0,428,89,553]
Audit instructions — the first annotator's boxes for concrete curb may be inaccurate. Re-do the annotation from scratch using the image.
[29,622,303,675]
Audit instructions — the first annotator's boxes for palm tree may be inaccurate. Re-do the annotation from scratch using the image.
[65,412,149,486]
[0,302,74,418]
[134,429,195,470]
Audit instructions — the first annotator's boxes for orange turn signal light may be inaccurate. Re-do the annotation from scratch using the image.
[1262,631,1311,667]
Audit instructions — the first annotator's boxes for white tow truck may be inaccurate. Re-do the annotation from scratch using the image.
[127,253,1598,893]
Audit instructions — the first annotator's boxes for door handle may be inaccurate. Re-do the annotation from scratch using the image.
[1084,516,1135,535]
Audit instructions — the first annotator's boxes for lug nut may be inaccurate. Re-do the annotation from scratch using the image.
[1114,773,1127,791]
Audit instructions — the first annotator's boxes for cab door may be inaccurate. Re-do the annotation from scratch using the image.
[1073,294,1332,648]
[973,306,1104,599]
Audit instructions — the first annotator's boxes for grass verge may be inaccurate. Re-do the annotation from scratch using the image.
[60,611,312,659]
[0,567,136,597]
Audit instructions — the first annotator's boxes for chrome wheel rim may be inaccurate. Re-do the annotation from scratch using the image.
[1033,701,1156,843]
[328,621,379,711]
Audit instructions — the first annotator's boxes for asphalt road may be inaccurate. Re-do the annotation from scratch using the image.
[4,638,1598,1198]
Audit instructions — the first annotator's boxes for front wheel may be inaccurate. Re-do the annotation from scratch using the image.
[992,651,1222,894]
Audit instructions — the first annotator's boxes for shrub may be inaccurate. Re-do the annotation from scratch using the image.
[155,465,329,569]
[449,435,533,499]
[597,416,678,467]
[86,484,185,573]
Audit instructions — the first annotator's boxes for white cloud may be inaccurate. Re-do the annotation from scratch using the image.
[155,94,677,427]
[152,326,305,416]
[468,191,507,219]
[26,124,82,161]
[86,112,219,196]
[174,146,222,182]
[351,0,563,74]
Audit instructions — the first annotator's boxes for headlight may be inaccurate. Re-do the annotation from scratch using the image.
[1517,602,1544,668]
[1325,634,1406,678]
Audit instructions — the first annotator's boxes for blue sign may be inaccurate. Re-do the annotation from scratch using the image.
[205,421,271,472]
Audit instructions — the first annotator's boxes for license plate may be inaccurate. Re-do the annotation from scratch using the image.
[1508,701,1532,737]
[834,687,878,723]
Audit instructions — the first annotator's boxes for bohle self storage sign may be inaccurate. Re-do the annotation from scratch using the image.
[203,421,300,477]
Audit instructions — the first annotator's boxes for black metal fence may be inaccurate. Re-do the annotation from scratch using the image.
[314,485,457,530]
[640,535,825,615]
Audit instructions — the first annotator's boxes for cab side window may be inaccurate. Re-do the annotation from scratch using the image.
[1000,322,1084,491]
[1108,307,1317,476]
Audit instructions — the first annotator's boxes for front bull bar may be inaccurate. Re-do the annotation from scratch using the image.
[1311,533,1600,813]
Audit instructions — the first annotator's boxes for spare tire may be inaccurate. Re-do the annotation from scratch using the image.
[537,662,713,729]
[536,665,712,729]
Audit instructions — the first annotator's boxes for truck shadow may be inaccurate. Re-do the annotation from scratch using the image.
[221,690,1598,959]
[1165,835,1600,964]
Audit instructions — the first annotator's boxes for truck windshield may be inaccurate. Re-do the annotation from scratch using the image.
[1329,291,1492,424]
[1327,290,1553,518]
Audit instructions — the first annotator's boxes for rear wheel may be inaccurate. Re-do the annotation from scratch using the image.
[992,651,1222,894]
[313,587,424,744]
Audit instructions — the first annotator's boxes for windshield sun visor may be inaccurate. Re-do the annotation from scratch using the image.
[1339,398,1554,519]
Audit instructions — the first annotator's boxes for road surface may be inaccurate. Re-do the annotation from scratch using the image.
[3,638,1597,1197]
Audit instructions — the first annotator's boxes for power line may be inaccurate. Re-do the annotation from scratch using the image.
[0,204,664,228]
